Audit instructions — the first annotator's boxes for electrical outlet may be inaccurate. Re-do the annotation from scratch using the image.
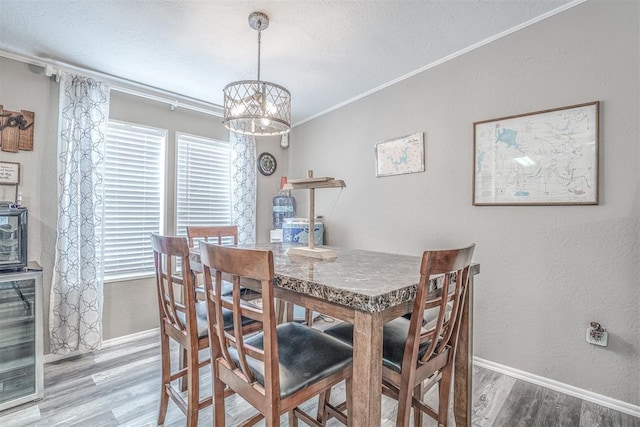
[586,322,608,347]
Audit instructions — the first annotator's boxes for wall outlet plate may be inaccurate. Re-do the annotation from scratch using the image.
[586,328,608,347]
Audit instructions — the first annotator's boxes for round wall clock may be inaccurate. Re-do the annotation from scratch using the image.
[257,152,277,176]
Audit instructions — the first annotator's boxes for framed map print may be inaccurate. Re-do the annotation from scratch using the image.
[473,101,599,205]
[375,132,424,177]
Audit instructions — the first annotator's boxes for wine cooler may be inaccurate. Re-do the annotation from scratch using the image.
[0,267,43,411]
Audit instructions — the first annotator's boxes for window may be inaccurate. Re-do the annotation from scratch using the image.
[103,120,166,280]
[176,132,232,238]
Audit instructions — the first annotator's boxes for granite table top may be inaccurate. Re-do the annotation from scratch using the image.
[190,242,480,314]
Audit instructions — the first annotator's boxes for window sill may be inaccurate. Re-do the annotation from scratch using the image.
[105,272,155,284]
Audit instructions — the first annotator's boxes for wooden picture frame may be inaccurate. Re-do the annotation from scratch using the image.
[0,161,20,185]
[473,101,599,206]
[375,132,424,177]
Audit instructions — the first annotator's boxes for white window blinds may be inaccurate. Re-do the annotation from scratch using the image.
[103,120,166,279]
[176,133,232,237]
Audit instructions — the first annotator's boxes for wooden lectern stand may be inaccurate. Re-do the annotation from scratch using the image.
[283,170,346,259]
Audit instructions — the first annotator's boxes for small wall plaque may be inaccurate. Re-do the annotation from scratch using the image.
[0,162,20,185]
[0,105,35,152]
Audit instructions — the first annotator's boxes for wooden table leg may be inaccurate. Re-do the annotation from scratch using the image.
[352,310,383,427]
[454,276,474,427]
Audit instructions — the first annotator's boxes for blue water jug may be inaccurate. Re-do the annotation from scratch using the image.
[272,177,296,229]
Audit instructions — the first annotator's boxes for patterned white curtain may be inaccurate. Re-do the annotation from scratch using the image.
[50,74,109,354]
[230,131,257,244]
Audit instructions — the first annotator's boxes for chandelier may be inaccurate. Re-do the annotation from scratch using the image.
[223,12,291,136]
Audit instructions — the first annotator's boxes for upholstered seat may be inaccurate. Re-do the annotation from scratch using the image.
[325,317,438,374]
[228,322,353,398]
[177,300,258,338]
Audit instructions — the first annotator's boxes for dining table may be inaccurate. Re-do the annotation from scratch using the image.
[189,242,480,427]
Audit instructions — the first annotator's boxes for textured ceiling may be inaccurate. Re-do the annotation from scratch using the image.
[0,0,578,125]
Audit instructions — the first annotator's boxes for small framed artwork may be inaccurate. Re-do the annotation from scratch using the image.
[375,132,424,177]
[473,101,599,206]
[0,161,20,185]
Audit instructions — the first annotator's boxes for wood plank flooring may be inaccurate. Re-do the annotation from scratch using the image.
[0,329,637,427]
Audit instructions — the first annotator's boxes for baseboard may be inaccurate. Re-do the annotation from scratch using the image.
[44,328,159,364]
[102,327,159,348]
[474,356,640,418]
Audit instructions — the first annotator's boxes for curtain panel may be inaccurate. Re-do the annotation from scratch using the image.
[230,132,257,244]
[50,74,109,354]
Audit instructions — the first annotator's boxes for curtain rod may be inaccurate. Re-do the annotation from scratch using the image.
[0,49,224,118]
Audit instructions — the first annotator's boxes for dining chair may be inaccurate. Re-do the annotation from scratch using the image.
[186,224,260,299]
[186,224,239,247]
[188,224,308,324]
[151,233,211,426]
[150,233,262,427]
[321,244,475,427]
[200,241,354,426]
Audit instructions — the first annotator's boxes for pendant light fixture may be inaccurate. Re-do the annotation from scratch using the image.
[223,12,291,136]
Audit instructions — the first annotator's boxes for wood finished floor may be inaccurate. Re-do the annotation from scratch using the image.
[0,329,638,427]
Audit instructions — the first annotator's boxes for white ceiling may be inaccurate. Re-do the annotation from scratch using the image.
[0,0,578,125]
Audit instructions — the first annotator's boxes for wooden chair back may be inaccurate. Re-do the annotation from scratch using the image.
[394,244,476,426]
[151,233,198,344]
[201,242,278,389]
[408,244,475,366]
[186,225,238,248]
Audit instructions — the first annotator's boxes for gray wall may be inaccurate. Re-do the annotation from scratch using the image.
[0,60,284,345]
[0,58,59,353]
[288,1,639,405]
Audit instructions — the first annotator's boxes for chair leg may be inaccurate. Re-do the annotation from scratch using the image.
[265,405,279,427]
[276,298,286,324]
[286,302,294,322]
[438,365,454,427]
[180,345,188,392]
[316,388,331,423]
[186,348,200,427]
[304,308,314,326]
[288,411,299,427]
[213,361,226,427]
[157,333,170,425]
[396,378,413,427]
[413,382,425,427]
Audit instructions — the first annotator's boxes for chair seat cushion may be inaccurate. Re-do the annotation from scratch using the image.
[324,317,432,373]
[402,304,452,330]
[177,301,258,338]
[228,322,353,398]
